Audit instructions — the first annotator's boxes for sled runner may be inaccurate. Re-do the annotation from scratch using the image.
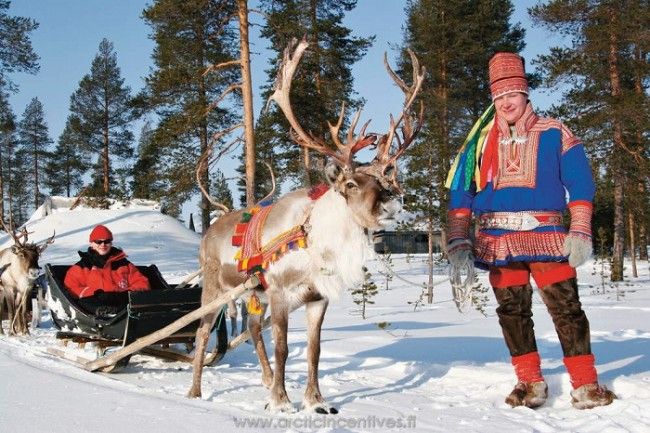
[44,264,231,371]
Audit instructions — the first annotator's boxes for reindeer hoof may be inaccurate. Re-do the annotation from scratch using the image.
[186,389,202,399]
[305,402,338,415]
[314,406,338,415]
[265,400,296,414]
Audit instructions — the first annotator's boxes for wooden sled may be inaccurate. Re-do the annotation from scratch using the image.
[44,264,240,372]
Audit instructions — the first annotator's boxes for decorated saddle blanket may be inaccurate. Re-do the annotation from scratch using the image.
[231,184,329,288]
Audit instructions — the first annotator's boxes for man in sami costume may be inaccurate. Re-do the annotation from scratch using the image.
[445,52,615,409]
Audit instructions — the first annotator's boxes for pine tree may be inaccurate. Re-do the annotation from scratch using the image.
[530,0,650,281]
[0,1,38,221]
[211,168,234,210]
[131,121,165,200]
[351,266,378,319]
[69,38,135,198]
[9,144,30,224]
[17,97,51,210]
[142,0,240,228]
[44,116,89,197]
[247,0,374,196]
[0,1,39,90]
[0,80,15,220]
[1,103,29,225]
[401,0,525,302]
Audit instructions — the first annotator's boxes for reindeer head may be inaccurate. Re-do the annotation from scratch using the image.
[1,219,55,283]
[269,38,425,230]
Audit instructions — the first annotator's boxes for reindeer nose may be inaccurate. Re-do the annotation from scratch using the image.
[381,197,402,216]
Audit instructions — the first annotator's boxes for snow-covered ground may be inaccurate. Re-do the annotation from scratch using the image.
[1,199,649,432]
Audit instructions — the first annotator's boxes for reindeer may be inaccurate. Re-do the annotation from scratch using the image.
[187,39,424,413]
[0,220,55,335]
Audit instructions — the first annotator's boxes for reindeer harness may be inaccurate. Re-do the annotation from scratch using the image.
[232,184,330,290]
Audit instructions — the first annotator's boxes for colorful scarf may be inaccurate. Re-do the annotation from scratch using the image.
[445,104,496,192]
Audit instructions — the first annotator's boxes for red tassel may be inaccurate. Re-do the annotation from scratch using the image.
[479,123,499,190]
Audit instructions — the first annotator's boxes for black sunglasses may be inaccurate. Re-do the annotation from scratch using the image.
[93,239,113,245]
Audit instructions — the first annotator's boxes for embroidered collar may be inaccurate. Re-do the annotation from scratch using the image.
[496,102,538,145]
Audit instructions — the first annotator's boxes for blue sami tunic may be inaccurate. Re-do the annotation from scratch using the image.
[448,103,595,268]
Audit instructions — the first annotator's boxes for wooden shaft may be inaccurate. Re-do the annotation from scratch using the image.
[84,276,259,372]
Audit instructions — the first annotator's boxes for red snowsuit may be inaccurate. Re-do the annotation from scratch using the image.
[64,248,150,299]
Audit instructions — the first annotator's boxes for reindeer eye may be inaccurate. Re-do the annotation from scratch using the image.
[346,181,357,190]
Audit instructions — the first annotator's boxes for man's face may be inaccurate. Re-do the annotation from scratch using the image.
[89,238,112,256]
[494,92,527,125]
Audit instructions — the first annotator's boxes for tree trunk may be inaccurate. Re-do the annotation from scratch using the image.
[611,173,625,281]
[0,138,4,221]
[237,0,256,207]
[102,126,110,195]
[298,0,321,185]
[639,180,648,261]
[103,89,110,196]
[427,216,434,304]
[632,45,648,261]
[199,121,210,232]
[197,17,211,232]
[607,8,626,282]
[66,161,71,197]
[629,211,637,278]
[34,142,39,210]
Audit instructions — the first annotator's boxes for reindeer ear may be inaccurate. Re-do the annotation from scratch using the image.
[324,161,343,184]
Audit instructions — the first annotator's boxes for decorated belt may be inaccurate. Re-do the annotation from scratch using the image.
[478,211,563,231]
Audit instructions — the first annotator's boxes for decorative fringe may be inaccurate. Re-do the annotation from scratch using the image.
[231,201,309,289]
[445,104,495,192]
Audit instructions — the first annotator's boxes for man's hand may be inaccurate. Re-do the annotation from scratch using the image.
[564,201,593,268]
[447,239,474,272]
[563,233,592,268]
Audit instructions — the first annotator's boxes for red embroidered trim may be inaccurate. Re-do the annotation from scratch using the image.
[447,209,471,241]
[475,231,567,264]
[568,201,593,237]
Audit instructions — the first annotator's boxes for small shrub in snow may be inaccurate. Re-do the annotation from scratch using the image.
[351,266,378,319]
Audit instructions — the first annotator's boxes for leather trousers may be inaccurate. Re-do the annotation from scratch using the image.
[493,278,591,357]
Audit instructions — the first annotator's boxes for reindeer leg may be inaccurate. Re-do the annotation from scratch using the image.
[0,291,4,335]
[187,312,218,398]
[248,302,273,388]
[302,297,336,414]
[18,292,30,335]
[6,294,16,336]
[266,291,294,413]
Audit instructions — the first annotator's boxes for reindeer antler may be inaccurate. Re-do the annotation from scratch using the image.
[268,38,377,170]
[38,230,55,253]
[1,218,27,247]
[368,49,426,179]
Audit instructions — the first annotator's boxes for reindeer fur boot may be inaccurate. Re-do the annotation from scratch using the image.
[570,383,616,409]
[505,381,548,408]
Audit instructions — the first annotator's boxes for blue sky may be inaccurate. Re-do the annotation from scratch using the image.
[5,0,560,210]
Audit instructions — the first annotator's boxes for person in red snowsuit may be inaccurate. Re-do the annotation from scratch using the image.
[64,224,150,315]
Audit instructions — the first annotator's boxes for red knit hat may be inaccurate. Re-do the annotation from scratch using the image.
[89,225,113,242]
[489,52,529,100]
